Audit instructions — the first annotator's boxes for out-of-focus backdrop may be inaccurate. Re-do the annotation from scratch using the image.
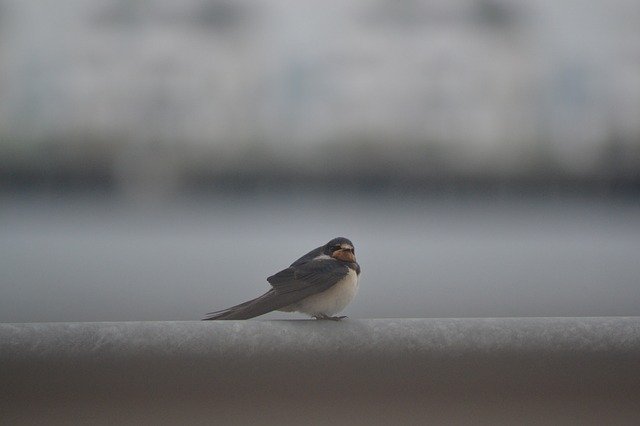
[1,0,639,322]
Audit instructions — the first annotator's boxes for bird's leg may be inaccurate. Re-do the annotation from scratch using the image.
[314,314,348,321]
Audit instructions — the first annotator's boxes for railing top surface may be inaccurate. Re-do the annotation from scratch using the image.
[2,317,640,358]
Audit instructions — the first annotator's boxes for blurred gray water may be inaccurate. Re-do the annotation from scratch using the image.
[1,191,639,322]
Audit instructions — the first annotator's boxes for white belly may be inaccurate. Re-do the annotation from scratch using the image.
[284,268,359,317]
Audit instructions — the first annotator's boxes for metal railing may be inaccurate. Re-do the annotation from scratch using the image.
[2,317,640,424]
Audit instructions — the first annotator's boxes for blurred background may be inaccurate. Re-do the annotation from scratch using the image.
[1,0,639,322]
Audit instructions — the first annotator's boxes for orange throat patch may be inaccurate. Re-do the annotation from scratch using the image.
[332,250,356,263]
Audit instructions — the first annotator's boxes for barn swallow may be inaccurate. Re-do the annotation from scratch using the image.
[202,237,360,320]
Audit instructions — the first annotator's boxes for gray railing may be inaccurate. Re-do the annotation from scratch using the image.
[2,318,640,424]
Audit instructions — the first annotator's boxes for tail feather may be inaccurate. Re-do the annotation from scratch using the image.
[202,289,284,320]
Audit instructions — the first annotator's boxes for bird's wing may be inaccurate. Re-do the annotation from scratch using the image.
[202,259,349,320]
[267,259,349,297]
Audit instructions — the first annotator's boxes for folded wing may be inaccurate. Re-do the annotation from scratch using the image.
[202,259,348,320]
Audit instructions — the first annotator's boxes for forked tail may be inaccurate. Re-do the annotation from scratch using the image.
[202,289,283,320]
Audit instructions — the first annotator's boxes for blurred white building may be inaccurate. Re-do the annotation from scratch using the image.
[0,0,639,183]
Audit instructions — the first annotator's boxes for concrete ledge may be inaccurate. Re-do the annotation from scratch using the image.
[2,318,640,425]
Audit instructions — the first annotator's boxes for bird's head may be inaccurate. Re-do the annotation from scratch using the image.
[324,237,356,263]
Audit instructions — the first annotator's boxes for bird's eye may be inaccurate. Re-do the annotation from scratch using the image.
[332,245,342,251]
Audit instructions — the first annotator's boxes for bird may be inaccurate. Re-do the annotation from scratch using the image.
[202,237,360,321]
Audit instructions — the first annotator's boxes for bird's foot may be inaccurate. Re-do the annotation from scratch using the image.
[314,314,348,321]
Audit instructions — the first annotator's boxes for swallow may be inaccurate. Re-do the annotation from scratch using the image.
[202,237,360,320]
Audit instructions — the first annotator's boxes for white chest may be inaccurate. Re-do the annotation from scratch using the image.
[294,268,359,317]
